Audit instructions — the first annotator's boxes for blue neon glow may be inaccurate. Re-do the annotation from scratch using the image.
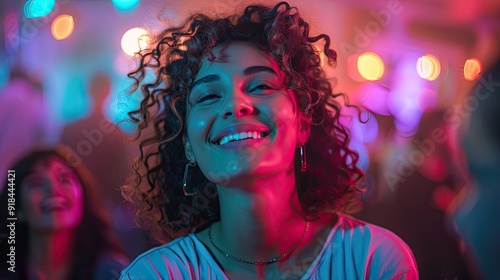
[111,0,140,12]
[0,57,10,90]
[24,0,56,18]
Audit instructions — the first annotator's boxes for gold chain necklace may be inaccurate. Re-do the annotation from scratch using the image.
[208,222,310,265]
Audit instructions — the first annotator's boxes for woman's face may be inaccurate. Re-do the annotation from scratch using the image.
[20,157,84,233]
[184,42,310,187]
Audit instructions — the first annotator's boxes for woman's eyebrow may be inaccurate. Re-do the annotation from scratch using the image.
[243,66,278,76]
[190,74,220,90]
[190,66,278,90]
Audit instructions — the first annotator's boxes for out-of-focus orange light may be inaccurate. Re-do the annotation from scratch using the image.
[51,14,74,40]
[464,58,482,81]
[417,54,440,81]
[357,52,384,81]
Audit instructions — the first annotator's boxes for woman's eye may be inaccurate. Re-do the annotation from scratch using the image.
[249,83,276,93]
[59,173,76,184]
[197,93,221,103]
[24,176,44,187]
[27,180,43,187]
[60,176,71,184]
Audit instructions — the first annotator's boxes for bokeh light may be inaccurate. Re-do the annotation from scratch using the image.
[357,83,391,116]
[120,27,149,57]
[357,52,385,81]
[114,53,139,75]
[417,54,441,81]
[464,58,482,81]
[416,88,439,112]
[51,14,74,40]
[111,0,141,12]
[0,56,10,89]
[24,0,56,18]
[389,56,425,137]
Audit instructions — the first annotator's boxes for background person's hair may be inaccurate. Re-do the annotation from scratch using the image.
[0,146,126,280]
[121,1,364,243]
[8,68,44,96]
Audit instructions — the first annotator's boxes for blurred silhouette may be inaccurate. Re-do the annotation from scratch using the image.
[60,72,151,258]
[356,111,474,279]
[453,57,500,280]
[0,147,128,280]
[0,70,60,193]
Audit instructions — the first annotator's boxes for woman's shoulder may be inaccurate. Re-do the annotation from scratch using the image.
[119,234,218,280]
[326,214,418,279]
[335,213,411,244]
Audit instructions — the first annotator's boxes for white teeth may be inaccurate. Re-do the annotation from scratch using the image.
[218,131,266,145]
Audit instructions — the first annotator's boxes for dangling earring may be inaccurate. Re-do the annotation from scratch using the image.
[299,145,307,172]
[183,160,197,196]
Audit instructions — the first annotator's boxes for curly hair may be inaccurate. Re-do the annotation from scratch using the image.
[122,1,364,243]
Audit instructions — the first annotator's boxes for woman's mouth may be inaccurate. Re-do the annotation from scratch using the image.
[216,131,271,146]
[40,197,70,213]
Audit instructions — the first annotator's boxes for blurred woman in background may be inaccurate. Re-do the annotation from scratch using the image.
[0,146,129,280]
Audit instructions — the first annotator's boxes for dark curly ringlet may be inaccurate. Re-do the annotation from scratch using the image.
[122,1,364,244]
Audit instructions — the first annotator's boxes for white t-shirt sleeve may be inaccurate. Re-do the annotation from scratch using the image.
[363,225,418,280]
[120,235,227,280]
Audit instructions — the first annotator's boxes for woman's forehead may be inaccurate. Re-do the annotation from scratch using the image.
[197,42,282,76]
[30,156,73,174]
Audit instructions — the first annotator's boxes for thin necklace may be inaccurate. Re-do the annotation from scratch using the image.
[208,221,310,265]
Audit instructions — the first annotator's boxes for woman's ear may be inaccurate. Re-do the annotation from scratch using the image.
[182,134,196,161]
[297,111,311,145]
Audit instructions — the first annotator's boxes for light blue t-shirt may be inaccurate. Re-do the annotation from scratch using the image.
[121,214,418,279]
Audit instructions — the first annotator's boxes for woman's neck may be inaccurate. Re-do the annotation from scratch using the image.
[28,229,75,280]
[213,170,308,261]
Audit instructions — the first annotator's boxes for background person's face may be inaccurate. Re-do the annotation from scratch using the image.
[184,42,309,187]
[20,157,84,233]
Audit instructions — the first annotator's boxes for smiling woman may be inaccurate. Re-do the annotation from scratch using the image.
[120,2,418,279]
[185,42,307,187]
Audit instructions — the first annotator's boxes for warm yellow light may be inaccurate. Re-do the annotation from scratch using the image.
[417,54,440,81]
[51,14,74,40]
[464,58,482,81]
[121,27,149,57]
[357,52,384,81]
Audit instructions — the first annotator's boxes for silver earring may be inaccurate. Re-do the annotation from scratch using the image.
[299,145,307,172]
[183,160,197,196]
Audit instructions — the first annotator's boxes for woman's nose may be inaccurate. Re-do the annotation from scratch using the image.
[222,90,255,118]
[44,175,63,195]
